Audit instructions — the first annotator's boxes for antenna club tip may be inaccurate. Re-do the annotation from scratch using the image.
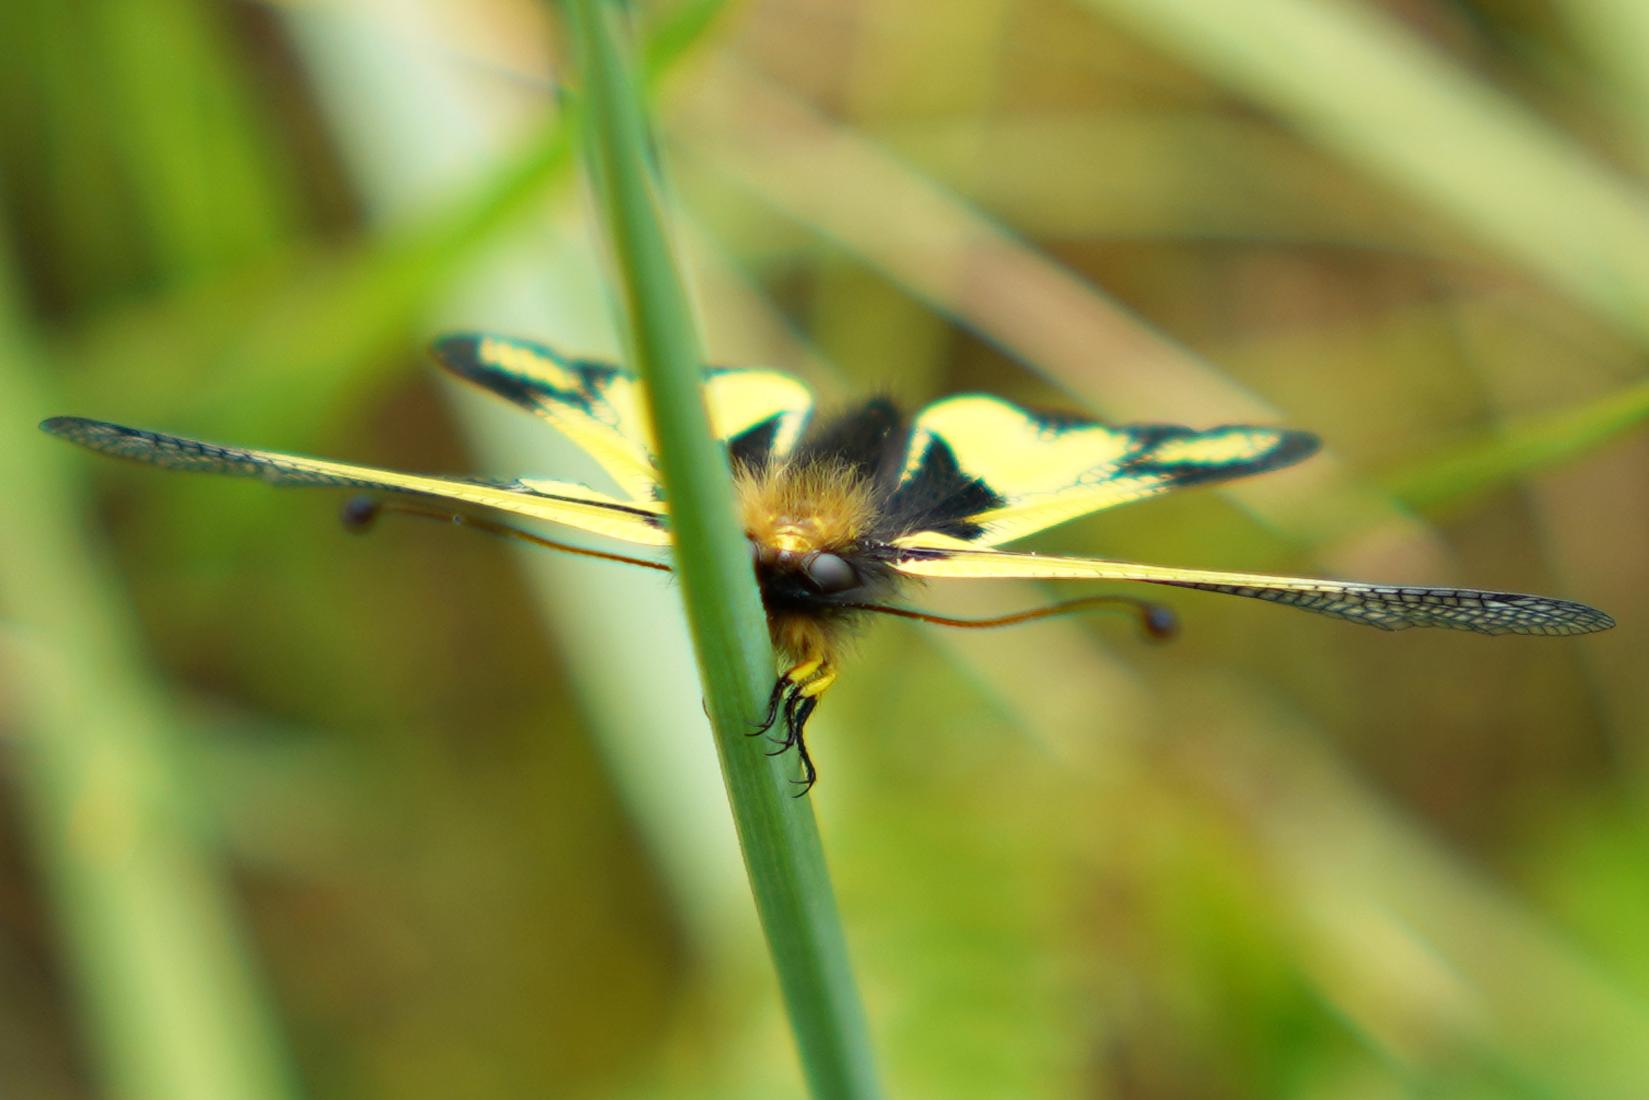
[340,496,381,533]
[1143,604,1179,641]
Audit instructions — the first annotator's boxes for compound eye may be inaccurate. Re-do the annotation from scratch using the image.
[804,552,858,594]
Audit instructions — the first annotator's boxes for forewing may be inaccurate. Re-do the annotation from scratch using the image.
[705,367,814,467]
[42,417,673,547]
[432,334,813,494]
[432,334,656,498]
[889,541,1614,636]
[901,395,1318,546]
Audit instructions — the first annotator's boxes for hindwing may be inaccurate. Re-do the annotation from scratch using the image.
[897,395,1319,546]
[888,541,1613,636]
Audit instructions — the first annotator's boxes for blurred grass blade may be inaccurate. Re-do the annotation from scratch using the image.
[64,0,728,441]
[0,245,298,1096]
[563,3,882,1097]
[1077,0,1649,350]
[62,114,575,437]
[1563,1,1649,170]
[95,0,298,279]
[21,0,296,296]
[1384,378,1649,513]
[640,0,737,80]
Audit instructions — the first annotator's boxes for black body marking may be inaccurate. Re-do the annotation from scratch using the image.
[787,397,907,488]
[759,566,899,617]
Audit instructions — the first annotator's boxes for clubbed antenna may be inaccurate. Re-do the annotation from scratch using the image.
[846,594,1179,642]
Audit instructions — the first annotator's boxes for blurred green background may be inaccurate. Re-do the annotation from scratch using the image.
[3,0,1647,1097]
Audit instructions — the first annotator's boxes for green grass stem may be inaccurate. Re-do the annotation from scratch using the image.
[562,3,882,1097]
[1,241,299,1099]
[1384,378,1649,513]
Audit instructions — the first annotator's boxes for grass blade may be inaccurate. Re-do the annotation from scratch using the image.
[1384,378,1649,513]
[0,241,299,1099]
[562,3,882,1096]
[1077,0,1649,349]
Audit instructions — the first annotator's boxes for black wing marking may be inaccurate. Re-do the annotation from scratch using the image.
[898,394,1319,546]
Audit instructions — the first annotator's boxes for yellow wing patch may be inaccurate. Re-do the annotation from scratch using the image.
[433,334,812,498]
[42,417,673,547]
[902,395,1318,547]
[704,369,812,460]
[889,543,1614,636]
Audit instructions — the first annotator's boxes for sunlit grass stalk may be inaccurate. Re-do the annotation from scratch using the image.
[561,3,882,1096]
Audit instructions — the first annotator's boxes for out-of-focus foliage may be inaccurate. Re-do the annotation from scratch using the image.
[2,1,1644,1098]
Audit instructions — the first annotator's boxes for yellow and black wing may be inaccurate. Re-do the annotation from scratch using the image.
[889,540,1614,636]
[898,395,1318,547]
[432,334,813,498]
[41,417,673,546]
